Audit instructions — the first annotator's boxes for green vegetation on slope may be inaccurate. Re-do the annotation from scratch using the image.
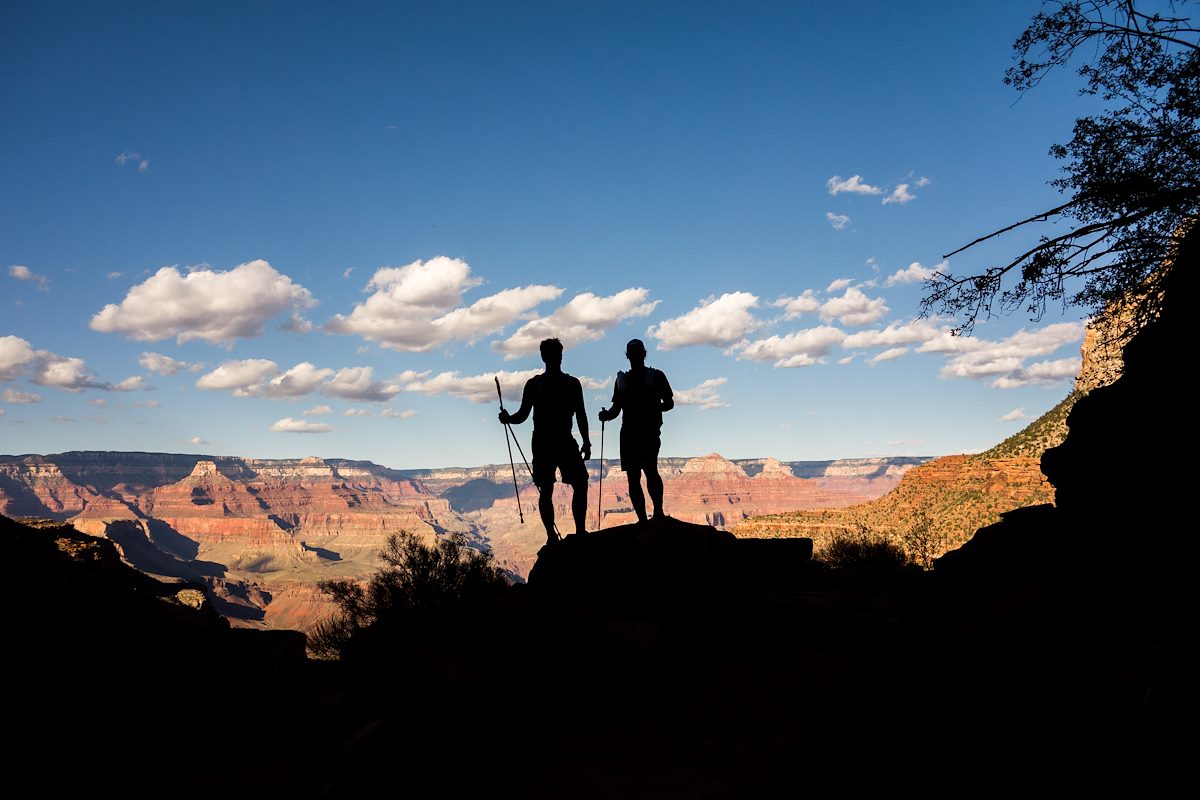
[978,391,1079,460]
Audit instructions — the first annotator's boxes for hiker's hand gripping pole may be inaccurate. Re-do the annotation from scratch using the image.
[495,376,524,524]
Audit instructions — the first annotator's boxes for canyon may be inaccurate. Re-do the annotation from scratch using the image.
[0,449,923,631]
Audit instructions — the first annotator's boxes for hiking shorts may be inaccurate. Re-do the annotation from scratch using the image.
[619,425,661,474]
[531,434,588,488]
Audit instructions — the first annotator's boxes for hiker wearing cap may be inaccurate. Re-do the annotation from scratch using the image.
[499,338,591,544]
[598,339,673,524]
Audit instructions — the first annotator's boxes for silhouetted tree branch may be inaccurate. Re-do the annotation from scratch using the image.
[924,0,1200,333]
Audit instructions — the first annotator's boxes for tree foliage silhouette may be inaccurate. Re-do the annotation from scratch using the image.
[309,531,511,659]
[923,0,1199,333]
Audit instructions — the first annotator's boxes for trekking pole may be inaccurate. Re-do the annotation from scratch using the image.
[596,417,605,530]
[495,376,524,524]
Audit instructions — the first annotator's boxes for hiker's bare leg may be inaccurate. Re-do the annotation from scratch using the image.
[627,470,648,523]
[571,479,587,533]
[538,483,556,541]
[646,466,665,518]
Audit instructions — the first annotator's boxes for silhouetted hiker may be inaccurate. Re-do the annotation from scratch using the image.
[499,338,592,544]
[598,338,674,524]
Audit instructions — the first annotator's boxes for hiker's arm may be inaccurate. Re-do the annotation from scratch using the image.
[659,373,675,412]
[575,382,591,459]
[598,383,621,422]
[500,382,533,425]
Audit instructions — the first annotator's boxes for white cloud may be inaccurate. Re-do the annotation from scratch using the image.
[738,326,847,368]
[31,355,110,392]
[0,336,38,381]
[403,368,542,404]
[196,359,280,393]
[253,362,334,398]
[646,292,760,350]
[383,408,417,419]
[270,417,334,433]
[322,366,402,402]
[116,151,149,172]
[774,290,821,319]
[674,377,729,410]
[827,174,883,195]
[826,212,850,230]
[493,288,659,359]
[106,272,123,280]
[837,355,856,365]
[992,358,1081,389]
[819,287,889,326]
[342,267,354,279]
[281,313,314,333]
[999,407,1027,421]
[91,260,315,345]
[2,388,42,403]
[915,176,931,188]
[886,259,947,286]
[870,347,909,363]
[90,398,107,407]
[302,404,333,417]
[843,318,947,349]
[344,408,373,416]
[188,436,210,445]
[9,265,49,290]
[826,278,853,293]
[113,376,152,392]
[139,352,203,375]
[929,323,1084,387]
[326,257,562,352]
[882,183,916,205]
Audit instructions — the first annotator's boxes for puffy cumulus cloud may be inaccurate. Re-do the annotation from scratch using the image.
[826,212,850,230]
[774,290,821,319]
[843,318,947,349]
[325,257,562,352]
[253,362,334,399]
[826,278,853,293]
[886,259,947,286]
[579,375,612,391]
[322,366,403,402]
[195,359,280,393]
[929,323,1084,387]
[270,417,333,433]
[674,378,729,410]
[383,408,417,419]
[3,388,42,403]
[869,347,909,363]
[403,368,542,404]
[492,288,659,360]
[116,151,150,172]
[90,260,315,345]
[0,336,38,381]
[9,265,49,290]
[738,326,847,368]
[837,355,856,365]
[280,313,314,334]
[1000,407,1027,422]
[139,352,204,375]
[647,292,761,350]
[3,335,136,393]
[302,404,333,417]
[113,376,152,392]
[992,358,1081,389]
[188,436,210,444]
[882,184,916,205]
[32,355,110,392]
[819,287,889,326]
[827,175,882,195]
[344,408,373,417]
[196,360,404,402]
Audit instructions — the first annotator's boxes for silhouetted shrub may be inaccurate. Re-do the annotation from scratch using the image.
[819,526,909,570]
[899,509,950,570]
[309,531,511,659]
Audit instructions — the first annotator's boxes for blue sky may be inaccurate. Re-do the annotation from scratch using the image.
[1,1,1100,468]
